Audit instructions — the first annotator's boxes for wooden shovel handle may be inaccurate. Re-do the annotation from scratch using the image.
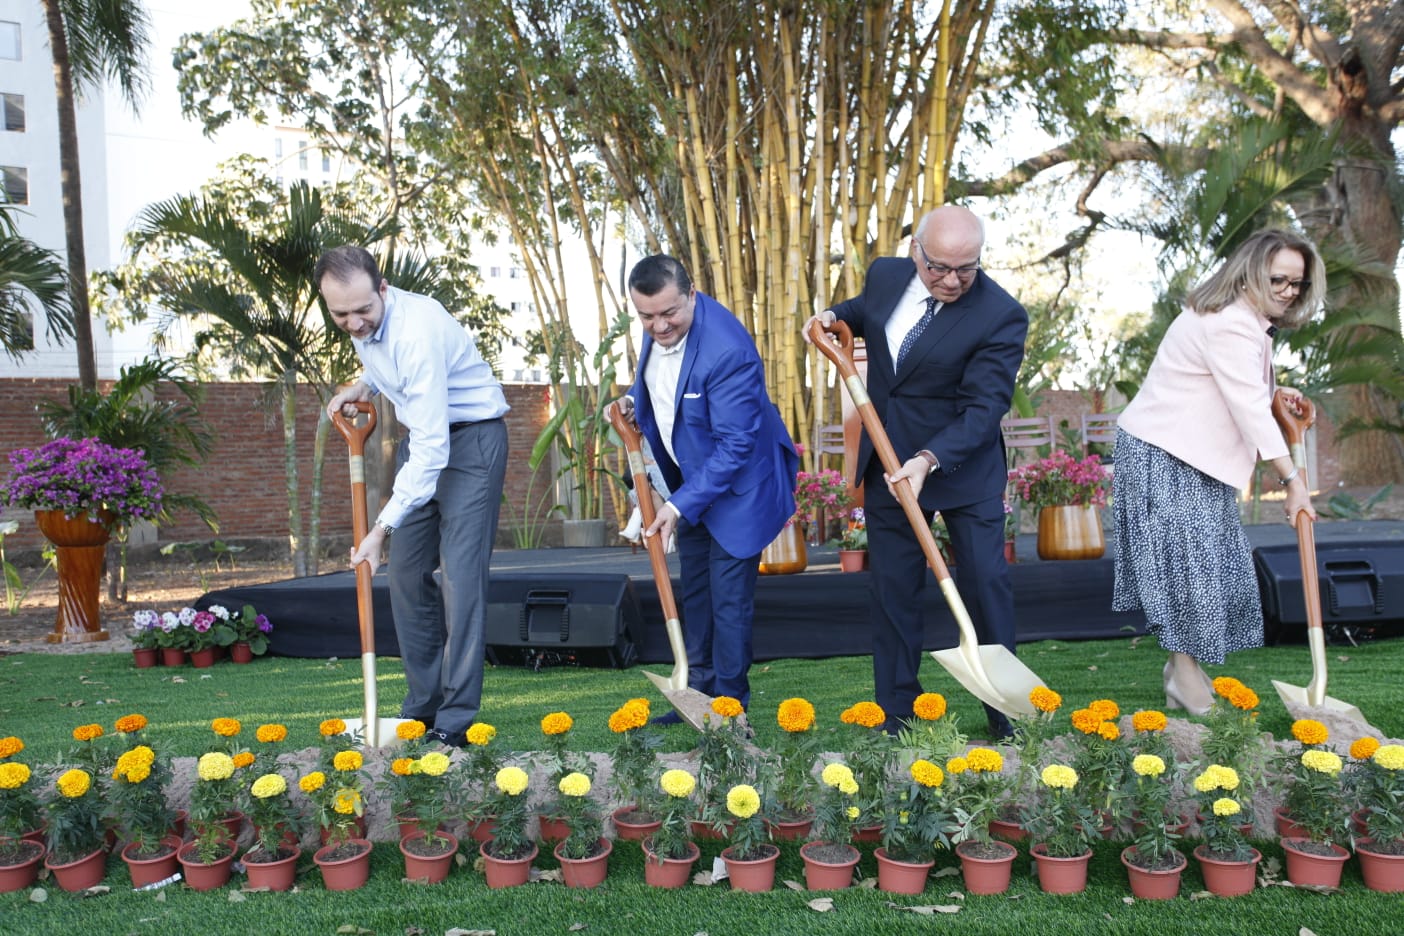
[606,402,681,623]
[1271,390,1315,448]
[331,401,379,653]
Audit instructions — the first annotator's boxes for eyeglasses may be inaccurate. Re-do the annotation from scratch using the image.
[1269,275,1311,294]
[913,241,980,280]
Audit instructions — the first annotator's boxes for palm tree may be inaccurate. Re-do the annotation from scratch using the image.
[0,205,71,356]
[41,0,151,391]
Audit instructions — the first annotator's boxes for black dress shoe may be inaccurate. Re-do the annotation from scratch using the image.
[650,710,685,727]
[424,727,467,748]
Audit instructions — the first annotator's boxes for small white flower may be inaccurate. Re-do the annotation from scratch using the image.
[178,607,198,625]
[209,605,230,620]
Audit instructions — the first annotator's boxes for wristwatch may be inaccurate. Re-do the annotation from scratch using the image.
[917,450,940,474]
[376,520,395,537]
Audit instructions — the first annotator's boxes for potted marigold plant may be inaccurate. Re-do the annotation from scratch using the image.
[643,768,699,888]
[459,723,504,842]
[303,761,371,891]
[554,771,609,888]
[1201,677,1270,812]
[720,782,777,892]
[1347,741,1404,892]
[1190,764,1260,896]
[1007,450,1110,560]
[1067,698,1128,830]
[110,742,179,886]
[243,772,301,891]
[837,700,897,836]
[42,768,107,891]
[0,757,44,890]
[1278,718,1350,887]
[480,765,535,888]
[1021,764,1097,894]
[946,747,1018,894]
[535,711,588,843]
[768,697,820,837]
[398,751,459,883]
[799,760,862,891]
[606,698,661,838]
[876,758,953,895]
[894,691,965,764]
[182,751,241,886]
[692,697,754,839]
[1119,753,1186,899]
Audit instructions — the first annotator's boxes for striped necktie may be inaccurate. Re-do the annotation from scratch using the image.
[896,297,938,369]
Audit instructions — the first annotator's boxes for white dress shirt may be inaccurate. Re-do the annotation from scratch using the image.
[643,334,688,463]
[885,274,943,368]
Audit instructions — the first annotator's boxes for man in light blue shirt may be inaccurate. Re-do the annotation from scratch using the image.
[319,246,509,748]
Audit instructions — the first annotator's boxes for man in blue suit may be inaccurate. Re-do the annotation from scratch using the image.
[808,206,1027,738]
[619,255,799,719]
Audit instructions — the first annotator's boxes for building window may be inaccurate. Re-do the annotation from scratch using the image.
[0,23,20,61]
[11,309,32,350]
[1,165,27,204]
[509,266,521,279]
[489,266,501,278]
[297,142,308,171]
[509,301,521,313]
[1,94,23,132]
[321,151,331,173]
[274,138,283,158]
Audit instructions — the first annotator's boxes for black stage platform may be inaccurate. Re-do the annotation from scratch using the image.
[197,520,1404,665]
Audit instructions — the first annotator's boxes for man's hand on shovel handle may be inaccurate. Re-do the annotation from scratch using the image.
[350,525,387,576]
[328,381,373,420]
[884,456,931,500]
[801,311,836,345]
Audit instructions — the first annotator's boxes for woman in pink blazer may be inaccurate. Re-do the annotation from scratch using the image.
[1112,229,1323,714]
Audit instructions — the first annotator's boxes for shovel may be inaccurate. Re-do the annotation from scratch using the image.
[331,401,412,748]
[606,401,716,730]
[807,318,1041,718]
[1267,390,1369,725]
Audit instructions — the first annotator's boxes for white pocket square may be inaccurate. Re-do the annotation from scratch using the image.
[683,392,702,399]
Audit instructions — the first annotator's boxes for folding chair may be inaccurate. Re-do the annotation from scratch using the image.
[1080,412,1119,455]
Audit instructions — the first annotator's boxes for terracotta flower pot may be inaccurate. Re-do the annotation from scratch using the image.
[800,841,861,891]
[189,647,218,668]
[642,840,700,889]
[765,814,814,841]
[1120,846,1185,900]
[956,840,1018,895]
[480,840,538,888]
[218,810,245,842]
[465,817,498,843]
[1193,844,1261,897]
[874,846,934,895]
[177,840,236,891]
[44,847,107,892]
[160,648,187,667]
[132,647,159,669]
[121,835,182,888]
[721,843,779,892]
[537,814,570,844]
[1281,838,1350,888]
[554,838,612,889]
[313,837,373,891]
[243,844,301,891]
[1355,838,1404,893]
[1031,843,1092,895]
[837,549,867,572]
[851,824,883,843]
[167,808,189,840]
[229,641,254,663]
[1273,806,1309,841]
[989,818,1028,843]
[611,806,663,842]
[0,841,46,893]
[689,818,734,841]
[320,814,369,845]
[1036,504,1105,560]
[400,830,459,884]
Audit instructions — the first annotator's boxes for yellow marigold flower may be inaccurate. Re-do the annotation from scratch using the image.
[846,806,861,820]
[256,724,288,744]
[333,750,363,772]
[711,697,744,718]
[1374,745,1404,771]
[1041,765,1078,790]
[393,720,424,741]
[114,746,155,778]
[559,772,591,797]
[838,778,859,796]
[726,784,761,819]
[1350,737,1382,761]
[1291,719,1329,746]
[198,751,235,782]
[232,752,255,769]
[1212,676,1244,697]
[946,756,969,775]
[844,701,886,729]
[660,769,696,799]
[1132,710,1167,733]
[1213,797,1241,818]
[211,717,242,737]
[121,763,151,784]
[56,768,90,798]
[1302,749,1343,776]
[319,718,346,736]
[541,712,574,736]
[333,790,361,815]
[1132,754,1165,778]
[608,704,648,733]
[495,766,529,796]
[1070,708,1103,734]
[1217,766,1240,791]
[1228,685,1259,710]
[418,752,451,777]
[1192,770,1217,793]
[72,724,104,742]
[913,692,947,721]
[1098,721,1121,742]
[776,697,816,733]
[0,761,30,788]
[967,748,1003,774]
[820,763,855,788]
[910,759,944,788]
[114,714,147,734]
[0,736,22,759]
[466,724,496,746]
[251,774,287,799]
[1088,699,1120,721]
[299,771,326,793]
[1029,686,1062,713]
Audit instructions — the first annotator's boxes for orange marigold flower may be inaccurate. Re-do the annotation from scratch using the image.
[211,717,242,737]
[541,712,574,736]
[910,759,944,788]
[711,697,744,718]
[1029,687,1062,713]
[1069,708,1103,735]
[1131,710,1167,733]
[844,701,886,729]
[912,692,947,721]
[1097,721,1121,742]
[397,720,427,741]
[256,724,288,743]
[72,724,104,742]
[0,736,22,758]
[332,750,363,772]
[114,714,148,734]
[776,698,816,733]
[391,757,415,776]
[609,704,648,733]
[319,718,346,736]
[1351,737,1382,761]
[966,747,1004,773]
[1087,699,1120,721]
[232,752,255,769]
[1292,719,1329,746]
[1228,686,1259,710]
[1212,676,1244,697]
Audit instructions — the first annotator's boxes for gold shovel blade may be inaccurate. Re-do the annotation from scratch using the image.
[930,644,1040,719]
[340,717,415,749]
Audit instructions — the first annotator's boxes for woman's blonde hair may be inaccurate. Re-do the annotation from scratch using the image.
[1185,229,1326,328]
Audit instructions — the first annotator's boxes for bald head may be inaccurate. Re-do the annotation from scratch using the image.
[911,206,985,302]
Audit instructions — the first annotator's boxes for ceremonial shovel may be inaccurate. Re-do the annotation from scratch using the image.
[807,318,1042,718]
[606,402,715,729]
[331,401,411,748]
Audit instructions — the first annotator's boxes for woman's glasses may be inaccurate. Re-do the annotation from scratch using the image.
[1269,275,1310,294]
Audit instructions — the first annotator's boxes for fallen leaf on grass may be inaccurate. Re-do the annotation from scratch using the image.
[336,926,374,935]
[29,888,46,902]
[1122,896,1134,905]
[782,878,804,891]
[533,868,562,883]
[931,866,960,878]
[1301,929,1320,936]
[404,927,423,936]
[154,890,166,902]
[1187,889,1214,900]
[59,700,86,707]
[445,930,497,936]
[199,674,213,680]
[692,869,717,885]
[169,676,186,684]
[855,877,877,889]
[227,891,246,902]
[81,885,109,897]
[568,925,588,932]
[887,902,960,915]
[807,898,835,912]
[1087,665,1098,672]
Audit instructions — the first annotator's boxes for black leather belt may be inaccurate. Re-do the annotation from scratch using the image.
[449,417,503,432]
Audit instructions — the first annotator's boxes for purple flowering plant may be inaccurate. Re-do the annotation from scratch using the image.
[226,603,273,655]
[1007,450,1110,511]
[2,437,163,526]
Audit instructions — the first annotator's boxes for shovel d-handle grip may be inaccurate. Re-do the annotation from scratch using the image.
[606,402,682,626]
[331,400,378,458]
[1271,388,1314,459]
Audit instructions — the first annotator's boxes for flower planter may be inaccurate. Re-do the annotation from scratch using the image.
[313,838,373,891]
[642,840,700,889]
[554,837,612,889]
[1193,845,1261,897]
[765,814,814,842]
[988,818,1028,843]
[217,810,245,842]
[851,824,883,843]
[178,840,236,891]
[689,818,734,841]
[45,847,107,891]
[1281,838,1349,888]
[956,840,1018,895]
[800,842,861,891]
[1195,809,1254,838]
[243,844,301,891]
[1120,846,1185,900]
[874,847,933,895]
[34,508,113,643]
[0,841,45,893]
[1036,504,1105,560]
[611,806,662,842]
[1003,539,1017,564]
[400,830,459,884]
[1031,843,1093,895]
[1131,813,1190,838]
[721,844,779,892]
[537,814,570,844]
[1352,808,1371,838]
[1273,806,1309,841]
[481,840,538,888]
[1355,838,1404,893]
[229,641,254,664]
[20,824,45,845]
[121,836,182,888]
[758,522,807,575]
[837,549,867,573]
[132,647,159,669]
[465,817,498,843]
[189,647,218,668]
[160,648,187,667]
[168,808,188,840]
[320,814,369,845]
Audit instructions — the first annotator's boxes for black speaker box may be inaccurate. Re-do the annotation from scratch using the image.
[1254,540,1404,643]
[485,573,641,669]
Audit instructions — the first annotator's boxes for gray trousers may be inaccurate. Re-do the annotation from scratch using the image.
[388,418,507,735]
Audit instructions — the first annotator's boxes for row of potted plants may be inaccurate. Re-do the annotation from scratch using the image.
[128,604,273,667]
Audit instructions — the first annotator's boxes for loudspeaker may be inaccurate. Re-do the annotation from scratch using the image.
[1254,540,1404,644]
[485,573,641,669]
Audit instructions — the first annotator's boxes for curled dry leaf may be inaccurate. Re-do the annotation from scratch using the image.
[807,898,835,912]
[782,879,805,891]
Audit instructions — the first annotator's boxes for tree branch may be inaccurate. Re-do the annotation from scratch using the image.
[955,138,1203,197]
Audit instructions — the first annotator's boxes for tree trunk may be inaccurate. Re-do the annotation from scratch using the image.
[307,411,330,577]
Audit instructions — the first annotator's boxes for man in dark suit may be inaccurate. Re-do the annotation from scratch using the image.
[618,255,799,719]
[807,206,1027,738]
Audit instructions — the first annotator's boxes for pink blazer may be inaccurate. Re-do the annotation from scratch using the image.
[1118,299,1288,489]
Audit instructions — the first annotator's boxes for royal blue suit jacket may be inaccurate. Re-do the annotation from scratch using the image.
[829,257,1027,510]
[629,292,799,558]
